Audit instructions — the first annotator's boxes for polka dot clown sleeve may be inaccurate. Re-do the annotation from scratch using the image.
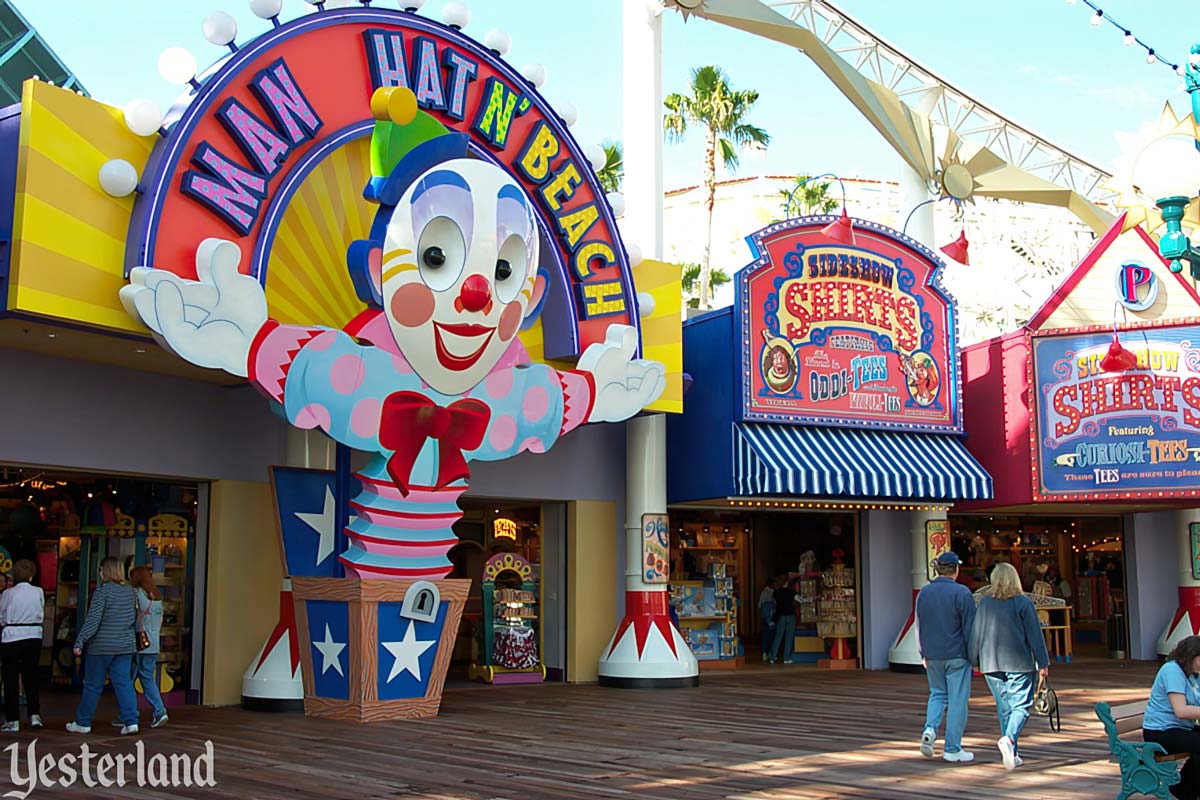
[464,364,593,461]
[278,327,413,453]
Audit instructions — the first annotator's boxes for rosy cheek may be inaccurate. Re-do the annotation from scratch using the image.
[498,301,523,342]
[389,283,436,328]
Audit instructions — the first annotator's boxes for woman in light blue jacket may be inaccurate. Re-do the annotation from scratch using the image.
[968,562,1050,771]
[129,566,168,728]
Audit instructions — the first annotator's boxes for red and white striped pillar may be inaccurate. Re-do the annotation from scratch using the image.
[1158,509,1200,657]
[598,414,698,687]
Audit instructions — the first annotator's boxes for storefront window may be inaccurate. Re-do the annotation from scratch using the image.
[949,514,1127,659]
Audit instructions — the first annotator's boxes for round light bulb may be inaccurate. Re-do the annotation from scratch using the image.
[1147,51,1157,65]
[607,192,625,217]
[401,0,425,9]
[249,0,284,19]
[98,160,139,197]
[558,101,578,128]
[585,145,606,172]
[521,63,547,88]
[441,1,470,28]
[203,11,238,46]
[625,241,643,268]
[1129,134,1200,201]
[1090,11,1102,26]
[637,292,656,318]
[483,28,511,56]
[1178,65,1188,77]
[1123,31,1133,46]
[157,47,198,85]
[123,98,163,137]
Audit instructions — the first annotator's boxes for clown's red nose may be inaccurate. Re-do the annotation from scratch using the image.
[458,274,492,312]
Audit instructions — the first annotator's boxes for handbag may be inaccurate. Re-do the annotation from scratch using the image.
[1032,674,1060,733]
[134,588,151,652]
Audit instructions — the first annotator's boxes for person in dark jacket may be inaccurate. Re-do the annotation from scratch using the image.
[768,577,797,664]
[66,558,139,735]
[968,562,1050,771]
[916,551,976,763]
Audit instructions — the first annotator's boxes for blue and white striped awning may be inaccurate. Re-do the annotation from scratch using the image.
[734,423,992,501]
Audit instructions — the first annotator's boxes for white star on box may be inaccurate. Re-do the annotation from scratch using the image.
[295,486,336,566]
[313,623,346,677]
[382,621,436,683]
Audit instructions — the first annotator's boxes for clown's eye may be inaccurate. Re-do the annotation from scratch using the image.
[494,234,528,305]
[416,216,466,292]
[423,247,446,268]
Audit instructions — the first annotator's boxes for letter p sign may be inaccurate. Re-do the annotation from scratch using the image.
[1116,261,1158,312]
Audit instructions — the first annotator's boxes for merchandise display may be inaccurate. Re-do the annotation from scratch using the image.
[470,553,545,684]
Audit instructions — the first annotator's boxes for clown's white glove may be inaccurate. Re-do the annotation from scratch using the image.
[118,238,267,378]
[577,324,666,423]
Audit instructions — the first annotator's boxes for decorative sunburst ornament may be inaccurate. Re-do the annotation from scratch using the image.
[933,127,981,203]
[664,0,706,21]
[1108,102,1200,234]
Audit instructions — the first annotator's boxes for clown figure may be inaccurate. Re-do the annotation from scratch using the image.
[122,88,664,580]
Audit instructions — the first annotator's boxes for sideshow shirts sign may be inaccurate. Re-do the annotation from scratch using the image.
[736,217,961,431]
[1033,324,1200,499]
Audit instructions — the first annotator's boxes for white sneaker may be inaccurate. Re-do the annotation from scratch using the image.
[120,724,139,736]
[0,721,17,733]
[943,749,975,763]
[29,715,42,730]
[1014,754,1024,767]
[998,737,1017,770]
[920,728,935,758]
[151,714,168,728]
[65,722,90,734]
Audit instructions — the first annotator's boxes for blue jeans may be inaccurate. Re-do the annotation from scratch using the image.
[984,671,1037,750]
[135,653,167,721]
[924,657,971,754]
[769,615,796,662]
[74,653,138,728]
[760,611,776,655]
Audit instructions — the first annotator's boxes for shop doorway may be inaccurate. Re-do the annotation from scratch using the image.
[668,509,862,669]
[446,500,566,684]
[0,465,204,707]
[949,514,1128,660]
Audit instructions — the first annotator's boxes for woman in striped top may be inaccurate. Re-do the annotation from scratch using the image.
[65,558,139,735]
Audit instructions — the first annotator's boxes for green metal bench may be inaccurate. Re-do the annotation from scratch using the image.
[1095,701,1186,800]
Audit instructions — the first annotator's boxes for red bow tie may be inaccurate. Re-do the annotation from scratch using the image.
[378,392,491,495]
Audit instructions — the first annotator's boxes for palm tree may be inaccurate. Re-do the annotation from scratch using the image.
[664,66,769,311]
[778,175,838,220]
[681,262,731,309]
[596,140,623,194]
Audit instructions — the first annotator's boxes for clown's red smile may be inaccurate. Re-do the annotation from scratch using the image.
[433,321,496,371]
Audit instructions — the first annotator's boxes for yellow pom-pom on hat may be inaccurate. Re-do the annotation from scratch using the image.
[370,86,418,125]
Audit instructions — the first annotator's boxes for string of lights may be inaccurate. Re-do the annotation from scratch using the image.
[1065,0,1187,76]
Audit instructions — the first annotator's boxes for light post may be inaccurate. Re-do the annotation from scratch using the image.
[1156,45,1200,276]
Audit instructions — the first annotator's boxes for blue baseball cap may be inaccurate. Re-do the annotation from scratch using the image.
[935,552,961,567]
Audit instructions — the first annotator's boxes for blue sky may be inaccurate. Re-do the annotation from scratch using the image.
[16,0,1200,191]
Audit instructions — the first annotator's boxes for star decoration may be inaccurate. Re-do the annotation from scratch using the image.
[382,621,436,683]
[313,623,346,677]
[295,486,336,566]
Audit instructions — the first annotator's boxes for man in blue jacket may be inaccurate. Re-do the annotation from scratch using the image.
[916,551,976,763]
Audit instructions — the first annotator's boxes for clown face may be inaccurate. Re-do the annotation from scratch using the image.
[377,158,542,395]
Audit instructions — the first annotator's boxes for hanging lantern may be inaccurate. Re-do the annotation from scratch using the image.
[1099,334,1138,373]
[940,229,970,265]
[821,208,855,246]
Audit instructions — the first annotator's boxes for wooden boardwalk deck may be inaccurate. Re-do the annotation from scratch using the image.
[2,660,1160,799]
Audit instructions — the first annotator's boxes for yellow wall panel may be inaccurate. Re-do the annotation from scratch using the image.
[566,500,617,683]
[203,480,282,706]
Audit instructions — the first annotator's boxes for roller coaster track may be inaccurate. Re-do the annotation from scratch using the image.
[765,0,1118,206]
